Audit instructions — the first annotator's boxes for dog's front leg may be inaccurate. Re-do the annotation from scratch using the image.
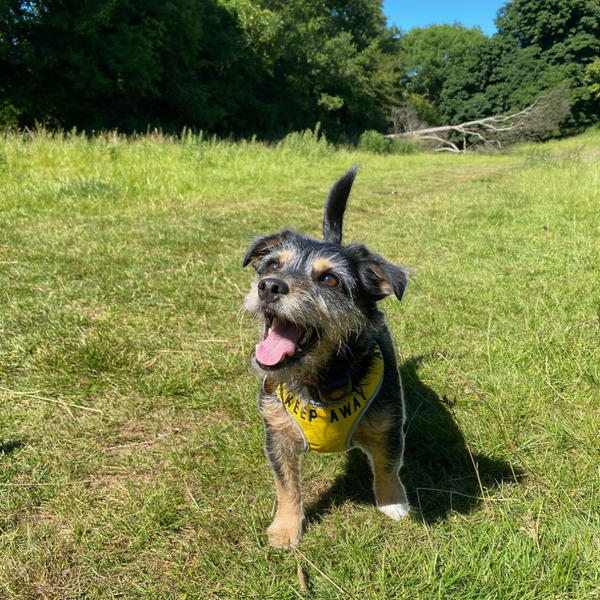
[353,410,410,521]
[264,428,304,548]
[362,443,410,520]
[260,395,305,549]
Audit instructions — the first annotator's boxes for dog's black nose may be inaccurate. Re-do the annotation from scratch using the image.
[258,278,289,303]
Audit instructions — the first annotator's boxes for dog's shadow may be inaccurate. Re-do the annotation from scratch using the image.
[305,354,521,524]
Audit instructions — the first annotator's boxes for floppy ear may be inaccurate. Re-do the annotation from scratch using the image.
[242,230,295,268]
[366,253,409,301]
[349,244,409,301]
[322,165,359,244]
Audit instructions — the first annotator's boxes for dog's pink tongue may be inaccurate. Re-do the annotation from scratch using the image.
[256,321,302,366]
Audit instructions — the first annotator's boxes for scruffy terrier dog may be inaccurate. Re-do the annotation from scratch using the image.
[243,166,410,549]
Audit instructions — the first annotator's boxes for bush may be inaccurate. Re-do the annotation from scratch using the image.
[358,130,390,154]
[0,102,22,130]
[277,123,333,159]
[358,129,420,155]
[390,137,419,155]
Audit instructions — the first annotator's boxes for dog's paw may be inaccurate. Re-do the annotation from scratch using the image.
[377,501,410,521]
[267,520,303,549]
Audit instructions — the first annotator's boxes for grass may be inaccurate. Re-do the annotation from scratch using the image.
[0,129,599,599]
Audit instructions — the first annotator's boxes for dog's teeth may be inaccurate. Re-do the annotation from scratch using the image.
[307,327,314,339]
[272,318,279,329]
[299,335,307,346]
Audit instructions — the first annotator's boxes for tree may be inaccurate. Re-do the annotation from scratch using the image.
[399,23,492,125]
[487,0,600,127]
[0,0,272,132]
[259,0,404,138]
[585,56,600,100]
[0,0,403,137]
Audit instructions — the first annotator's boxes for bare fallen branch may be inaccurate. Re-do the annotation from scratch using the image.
[416,134,461,153]
[385,90,571,153]
[387,102,539,136]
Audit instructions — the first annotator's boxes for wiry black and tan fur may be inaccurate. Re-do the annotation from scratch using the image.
[243,166,410,548]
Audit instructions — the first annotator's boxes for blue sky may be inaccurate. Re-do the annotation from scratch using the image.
[382,0,503,37]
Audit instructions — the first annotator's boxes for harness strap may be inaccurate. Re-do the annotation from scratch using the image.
[276,346,384,453]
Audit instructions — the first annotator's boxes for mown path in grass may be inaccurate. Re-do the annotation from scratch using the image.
[0,131,599,599]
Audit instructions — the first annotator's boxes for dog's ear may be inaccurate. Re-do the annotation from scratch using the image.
[322,165,359,244]
[366,254,409,301]
[349,244,409,301]
[242,230,295,268]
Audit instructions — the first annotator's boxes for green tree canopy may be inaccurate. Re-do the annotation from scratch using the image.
[1,0,600,136]
[487,0,600,125]
[253,0,403,137]
[0,0,403,137]
[0,0,274,132]
[400,23,492,125]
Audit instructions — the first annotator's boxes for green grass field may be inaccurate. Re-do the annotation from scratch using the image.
[0,129,599,599]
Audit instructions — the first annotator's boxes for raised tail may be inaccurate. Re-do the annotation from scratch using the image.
[322,165,359,244]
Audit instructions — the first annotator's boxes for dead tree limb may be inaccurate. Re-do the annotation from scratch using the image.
[385,99,549,153]
[416,134,460,153]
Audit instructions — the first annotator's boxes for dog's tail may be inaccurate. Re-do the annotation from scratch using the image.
[322,165,359,244]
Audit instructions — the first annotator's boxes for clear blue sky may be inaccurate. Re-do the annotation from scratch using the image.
[382,0,503,37]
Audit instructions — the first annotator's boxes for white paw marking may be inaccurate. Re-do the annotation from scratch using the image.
[378,502,410,520]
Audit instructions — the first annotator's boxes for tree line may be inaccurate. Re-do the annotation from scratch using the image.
[1,0,599,140]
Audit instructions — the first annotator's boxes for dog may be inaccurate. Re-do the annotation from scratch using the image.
[243,166,410,548]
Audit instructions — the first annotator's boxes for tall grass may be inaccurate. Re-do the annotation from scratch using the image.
[0,128,599,599]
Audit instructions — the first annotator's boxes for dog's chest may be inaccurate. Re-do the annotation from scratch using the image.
[274,349,384,453]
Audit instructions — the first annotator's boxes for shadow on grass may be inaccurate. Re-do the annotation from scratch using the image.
[0,440,24,455]
[305,354,522,525]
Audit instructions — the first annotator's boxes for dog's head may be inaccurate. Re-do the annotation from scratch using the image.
[243,166,408,378]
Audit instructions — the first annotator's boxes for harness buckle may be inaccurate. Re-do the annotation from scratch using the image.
[318,375,352,404]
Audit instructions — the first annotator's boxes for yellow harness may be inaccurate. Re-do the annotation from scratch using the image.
[275,347,384,453]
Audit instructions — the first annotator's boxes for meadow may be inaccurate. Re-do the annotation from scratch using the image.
[0,129,599,599]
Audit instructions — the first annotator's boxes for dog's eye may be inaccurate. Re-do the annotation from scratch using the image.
[267,261,280,274]
[320,274,338,287]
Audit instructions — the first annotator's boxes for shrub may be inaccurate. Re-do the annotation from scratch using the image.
[277,123,333,159]
[390,137,419,155]
[358,129,390,154]
[0,101,22,130]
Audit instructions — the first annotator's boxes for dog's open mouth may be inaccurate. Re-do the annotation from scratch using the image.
[255,316,318,369]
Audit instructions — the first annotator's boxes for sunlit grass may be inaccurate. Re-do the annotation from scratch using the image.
[0,129,599,598]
